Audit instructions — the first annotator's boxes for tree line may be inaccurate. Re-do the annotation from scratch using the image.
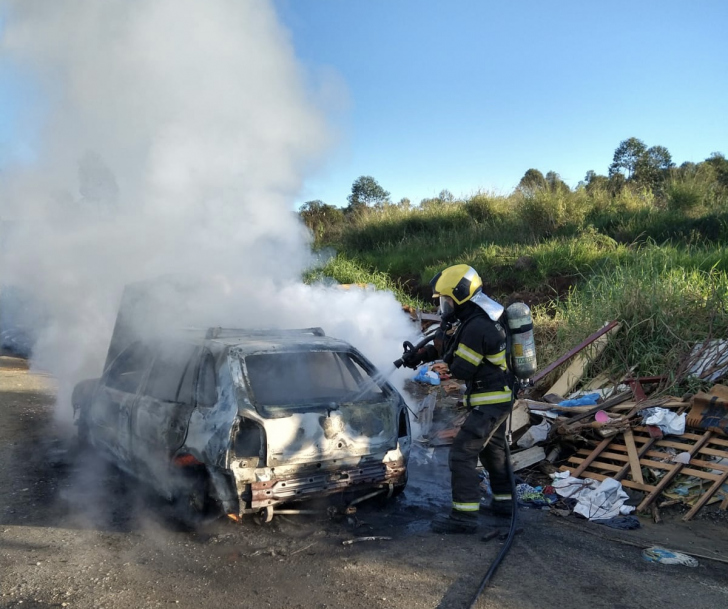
[299,137,728,242]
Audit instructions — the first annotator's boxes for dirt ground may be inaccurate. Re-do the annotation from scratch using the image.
[1,355,728,609]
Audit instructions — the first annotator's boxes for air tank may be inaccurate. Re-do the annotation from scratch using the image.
[505,302,537,380]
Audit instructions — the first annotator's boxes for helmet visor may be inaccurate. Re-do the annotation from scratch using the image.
[438,295,455,319]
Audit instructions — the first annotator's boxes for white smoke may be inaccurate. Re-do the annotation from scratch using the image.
[0,0,417,422]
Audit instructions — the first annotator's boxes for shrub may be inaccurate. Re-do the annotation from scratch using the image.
[516,189,592,238]
[463,192,510,224]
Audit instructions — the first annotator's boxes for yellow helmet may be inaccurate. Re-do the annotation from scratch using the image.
[430,264,483,305]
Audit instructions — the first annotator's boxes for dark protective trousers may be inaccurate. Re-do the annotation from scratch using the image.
[449,400,513,509]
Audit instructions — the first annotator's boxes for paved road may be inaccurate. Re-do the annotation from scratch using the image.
[1,356,727,609]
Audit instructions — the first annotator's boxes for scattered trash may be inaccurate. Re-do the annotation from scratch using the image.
[641,407,686,436]
[594,410,610,423]
[403,316,728,528]
[559,393,601,407]
[517,419,551,449]
[642,546,699,567]
[551,473,633,521]
[414,365,441,386]
[516,483,557,507]
[342,536,392,545]
[672,452,691,464]
[415,393,437,440]
[686,340,728,382]
[687,384,728,436]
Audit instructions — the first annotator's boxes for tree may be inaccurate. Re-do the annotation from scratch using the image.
[517,169,547,195]
[397,197,411,209]
[347,175,390,211]
[583,170,609,193]
[438,189,455,203]
[545,171,570,194]
[706,152,728,188]
[299,200,344,243]
[609,138,674,190]
[609,137,647,179]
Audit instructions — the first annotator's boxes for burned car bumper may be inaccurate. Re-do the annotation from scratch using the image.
[229,446,408,516]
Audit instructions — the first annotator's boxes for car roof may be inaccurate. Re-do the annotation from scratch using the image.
[216,335,352,356]
[130,328,354,359]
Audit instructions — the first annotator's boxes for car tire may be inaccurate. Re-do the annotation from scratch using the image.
[172,470,211,528]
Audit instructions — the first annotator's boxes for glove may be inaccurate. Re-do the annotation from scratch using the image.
[401,347,428,369]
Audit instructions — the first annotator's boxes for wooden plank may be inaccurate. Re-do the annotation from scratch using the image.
[583,372,611,391]
[533,320,620,385]
[624,429,645,484]
[568,456,623,472]
[577,447,728,477]
[721,496,728,511]
[511,446,546,471]
[616,437,657,481]
[546,324,621,397]
[571,437,612,477]
[687,458,728,472]
[683,469,728,521]
[571,402,649,478]
[576,448,629,462]
[693,446,728,458]
[637,431,713,512]
[682,468,722,481]
[655,439,704,451]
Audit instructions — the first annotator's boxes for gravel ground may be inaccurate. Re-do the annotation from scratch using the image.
[1,355,727,609]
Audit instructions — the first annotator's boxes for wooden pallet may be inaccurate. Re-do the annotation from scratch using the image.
[561,426,728,521]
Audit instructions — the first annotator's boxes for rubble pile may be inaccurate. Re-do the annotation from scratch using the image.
[405,317,728,524]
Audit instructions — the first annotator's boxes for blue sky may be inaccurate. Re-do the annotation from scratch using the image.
[277,0,728,207]
[1,2,726,209]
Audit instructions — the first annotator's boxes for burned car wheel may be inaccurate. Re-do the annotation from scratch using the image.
[172,471,214,528]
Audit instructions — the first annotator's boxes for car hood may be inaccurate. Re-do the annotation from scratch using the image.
[227,354,399,466]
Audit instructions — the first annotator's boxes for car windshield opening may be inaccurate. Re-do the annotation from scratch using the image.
[243,350,384,408]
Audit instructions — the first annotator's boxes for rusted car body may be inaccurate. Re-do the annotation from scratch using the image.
[72,326,411,522]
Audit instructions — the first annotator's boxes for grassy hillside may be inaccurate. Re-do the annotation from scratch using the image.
[303,154,728,392]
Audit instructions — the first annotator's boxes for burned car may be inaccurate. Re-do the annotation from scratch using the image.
[72,325,411,523]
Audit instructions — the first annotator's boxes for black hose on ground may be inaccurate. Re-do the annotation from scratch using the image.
[466,422,519,608]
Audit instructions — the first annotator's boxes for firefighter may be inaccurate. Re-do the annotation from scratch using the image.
[402,264,514,534]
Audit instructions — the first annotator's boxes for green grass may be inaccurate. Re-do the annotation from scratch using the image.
[539,244,728,390]
[305,176,728,387]
[303,253,423,309]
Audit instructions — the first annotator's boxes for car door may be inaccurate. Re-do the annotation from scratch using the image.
[89,341,153,466]
[131,342,200,483]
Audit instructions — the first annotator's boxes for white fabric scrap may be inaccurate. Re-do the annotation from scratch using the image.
[642,407,686,436]
[550,472,634,521]
[550,471,600,501]
[517,420,551,448]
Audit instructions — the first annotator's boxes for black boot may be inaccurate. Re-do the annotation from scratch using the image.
[431,510,478,534]
[489,498,515,517]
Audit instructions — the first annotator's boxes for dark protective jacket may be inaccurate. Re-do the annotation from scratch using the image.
[438,302,513,407]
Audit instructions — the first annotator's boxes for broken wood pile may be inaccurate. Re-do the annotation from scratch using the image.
[523,323,728,522]
[406,313,728,521]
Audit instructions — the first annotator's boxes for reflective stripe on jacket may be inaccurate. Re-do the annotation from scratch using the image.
[442,302,512,403]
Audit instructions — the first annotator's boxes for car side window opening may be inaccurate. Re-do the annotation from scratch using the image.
[196,353,217,408]
[105,342,153,394]
[144,344,198,403]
